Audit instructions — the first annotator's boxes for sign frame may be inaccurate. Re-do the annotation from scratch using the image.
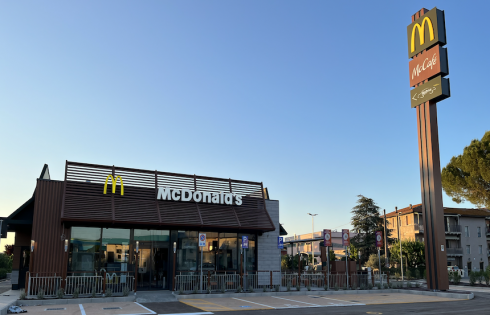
[409,45,448,87]
[199,233,206,247]
[410,75,450,108]
[342,229,350,247]
[323,229,332,247]
[407,7,446,58]
[242,236,249,249]
[277,237,284,249]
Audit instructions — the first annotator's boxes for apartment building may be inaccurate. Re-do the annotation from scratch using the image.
[283,231,358,263]
[385,204,490,273]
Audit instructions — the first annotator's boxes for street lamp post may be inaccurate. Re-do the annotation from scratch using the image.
[397,211,404,281]
[307,213,318,268]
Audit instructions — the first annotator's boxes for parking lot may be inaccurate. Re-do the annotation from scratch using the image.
[12,293,466,314]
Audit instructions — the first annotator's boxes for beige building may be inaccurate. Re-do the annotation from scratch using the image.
[385,204,490,273]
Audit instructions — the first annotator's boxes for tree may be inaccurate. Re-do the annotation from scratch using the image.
[350,195,394,265]
[390,240,425,270]
[365,253,386,270]
[442,131,490,208]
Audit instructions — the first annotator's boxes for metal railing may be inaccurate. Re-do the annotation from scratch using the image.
[65,274,103,295]
[27,273,63,297]
[446,248,463,255]
[445,225,461,233]
[175,271,386,293]
[27,271,135,298]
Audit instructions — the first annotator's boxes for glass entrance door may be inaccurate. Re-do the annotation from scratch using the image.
[134,230,170,290]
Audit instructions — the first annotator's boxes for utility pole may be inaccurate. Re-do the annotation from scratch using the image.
[307,213,318,267]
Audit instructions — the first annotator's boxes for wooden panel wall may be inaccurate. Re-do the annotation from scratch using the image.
[31,180,70,274]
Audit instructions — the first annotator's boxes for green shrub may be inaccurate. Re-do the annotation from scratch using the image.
[324,285,329,291]
[105,288,112,297]
[415,269,421,279]
[295,284,300,291]
[123,286,130,296]
[287,283,291,291]
[367,283,373,290]
[236,285,242,293]
[469,271,477,285]
[56,288,64,299]
[477,270,484,284]
[73,288,79,299]
[448,271,454,283]
[193,286,198,294]
[453,272,461,285]
[0,268,7,279]
[334,284,339,291]
[91,286,96,298]
[19,289,26,300]
[275,285,280,292]
[0,254,12,273]
[37,288,45,300]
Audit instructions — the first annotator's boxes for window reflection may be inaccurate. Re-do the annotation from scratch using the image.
[101,228,130,272]
[218,233,237,270]
[69,227,101,272]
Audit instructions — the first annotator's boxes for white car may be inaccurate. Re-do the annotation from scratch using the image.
[8,306,27,313]
[447,266,464,276]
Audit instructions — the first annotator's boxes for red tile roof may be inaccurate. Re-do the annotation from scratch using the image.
[383,204,490,218]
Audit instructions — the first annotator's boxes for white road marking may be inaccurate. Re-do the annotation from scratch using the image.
[271,296,323,307]
[134,302,157,314]
[318,296,366,305]
[79,304,86,315]
[232,297,276,309]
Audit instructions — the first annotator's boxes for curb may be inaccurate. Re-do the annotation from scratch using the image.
[15,295,135,306]
[174,289,474,300]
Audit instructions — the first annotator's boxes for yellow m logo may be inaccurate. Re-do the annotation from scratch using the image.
[411,16,434,53]
[103,175,124,196]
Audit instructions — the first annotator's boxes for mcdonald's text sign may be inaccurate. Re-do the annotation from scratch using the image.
[407,7,446,58]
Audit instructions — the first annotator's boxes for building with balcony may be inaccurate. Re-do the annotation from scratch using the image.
[384,204,490,274]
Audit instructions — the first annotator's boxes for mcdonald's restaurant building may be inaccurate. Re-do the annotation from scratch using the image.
[3,161,284,290]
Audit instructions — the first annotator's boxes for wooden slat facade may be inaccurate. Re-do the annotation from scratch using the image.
[61,161,275,232]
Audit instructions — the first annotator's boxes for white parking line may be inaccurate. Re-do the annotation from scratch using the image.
[271,296,323,307]
[135,302,157,314]
[79,304,86,315]
[232,297,276,309]
[318,296,365,305]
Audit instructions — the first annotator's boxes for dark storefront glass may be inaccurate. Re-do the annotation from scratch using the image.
[239,234,256,271]
[218,233,238,270]
[100,228,130,272]
[133,229,170,289]
[201,232,218,271]
[177,231,198,272]
[69,227,101,272]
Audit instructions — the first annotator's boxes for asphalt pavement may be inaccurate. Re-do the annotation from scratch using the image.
[141,291,490,315]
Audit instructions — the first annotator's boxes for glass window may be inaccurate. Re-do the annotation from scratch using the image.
[465,226,469,237]
[69,227,101,272]
[466,245,471,254]
[239,234,256,271]
[218,233,238,271]
[200,232,218,271]
[478,227,482,238]
[101,228,130,272]
[479,245,483,254]
[177,231,198,272]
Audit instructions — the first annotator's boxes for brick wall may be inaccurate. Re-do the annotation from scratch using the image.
[257,200,281,285]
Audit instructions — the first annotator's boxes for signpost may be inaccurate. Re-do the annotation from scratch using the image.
[199,233,206,292]
[376,231,383,287]
[278,237,284,249]
[342,229,350,287]
[242,235,248,287]
[323,229,331,290]
[407,7,450,290]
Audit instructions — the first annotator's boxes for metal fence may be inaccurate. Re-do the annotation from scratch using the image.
[27,273,63,297]
[175,271,386,292]
[27,272,135,298]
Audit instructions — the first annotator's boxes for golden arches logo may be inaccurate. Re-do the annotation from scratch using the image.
[411,16,434,53]
[103,175,124,196]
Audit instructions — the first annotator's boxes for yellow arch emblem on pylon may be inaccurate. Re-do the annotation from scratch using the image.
[103,175,124,196]
[411,16,434,53]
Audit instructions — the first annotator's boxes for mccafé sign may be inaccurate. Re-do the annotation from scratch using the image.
[409,45,448,87]
[407,7,450,108]
[103,174,243,206]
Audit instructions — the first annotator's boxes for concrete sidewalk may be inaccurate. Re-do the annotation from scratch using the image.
[0,290,21,315]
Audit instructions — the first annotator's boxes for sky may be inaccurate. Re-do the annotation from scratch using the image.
[1,1,489,245]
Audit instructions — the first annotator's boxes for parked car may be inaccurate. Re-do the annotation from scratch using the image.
[447,266,464,276]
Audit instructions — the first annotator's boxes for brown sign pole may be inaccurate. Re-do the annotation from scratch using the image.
[410,8,449,291]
